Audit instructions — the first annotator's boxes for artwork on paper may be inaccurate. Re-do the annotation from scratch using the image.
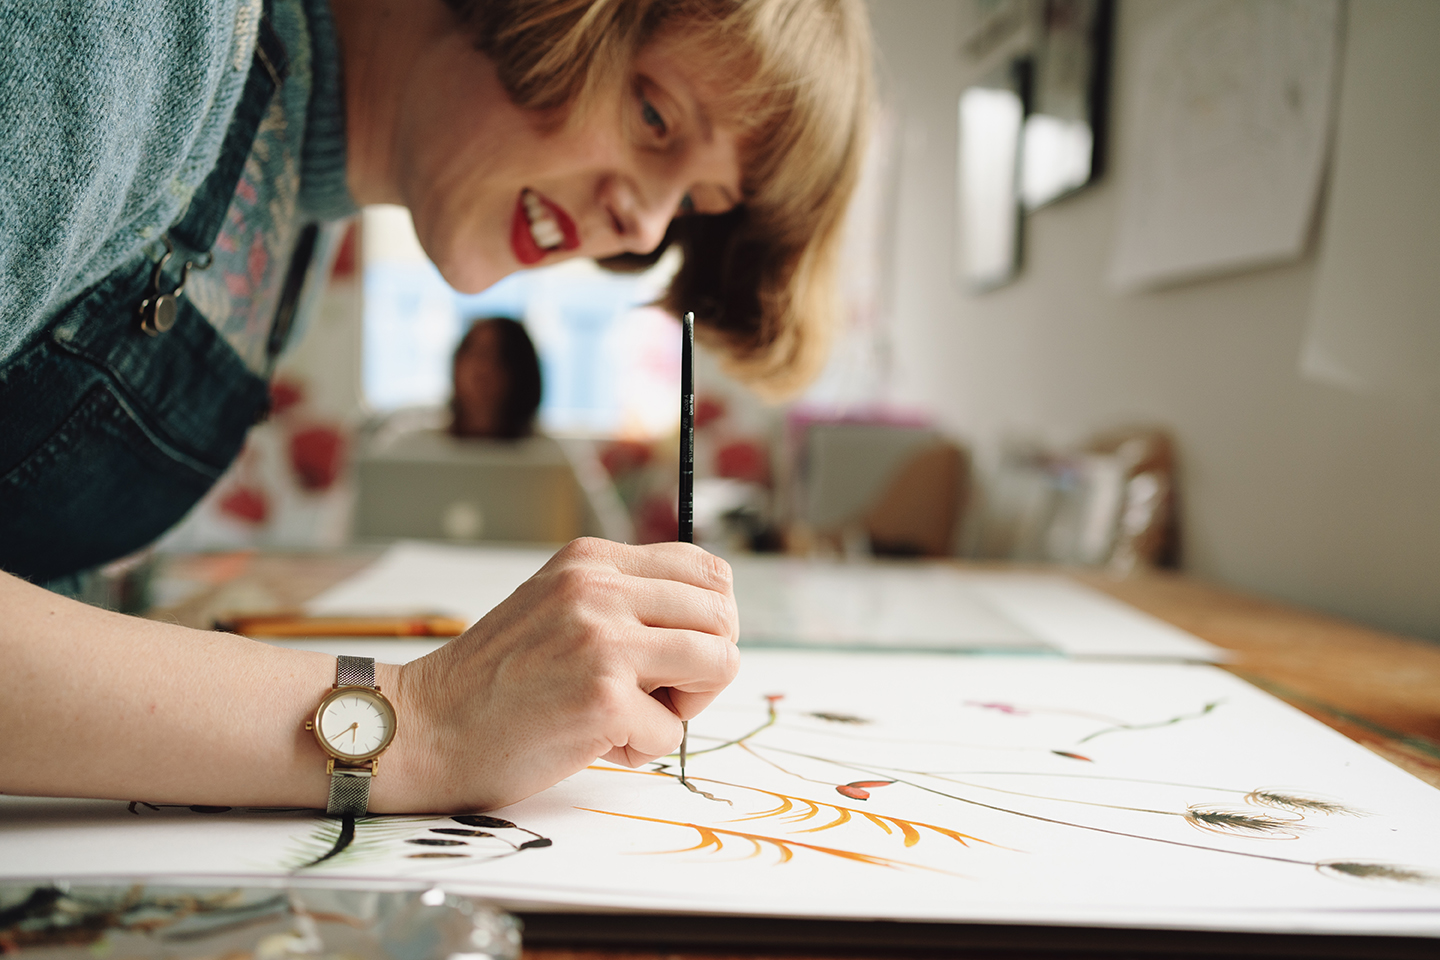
[2,654,1437,937]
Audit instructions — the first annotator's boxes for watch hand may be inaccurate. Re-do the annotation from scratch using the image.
[329,722,358,744]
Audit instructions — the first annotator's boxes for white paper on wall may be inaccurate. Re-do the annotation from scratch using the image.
[2,655,1437,936]
[1108,0,1341,291]
[1299,0,1440,404]
[305,543,1224,660]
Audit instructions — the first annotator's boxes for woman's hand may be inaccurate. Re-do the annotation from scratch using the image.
[379,538,740,812]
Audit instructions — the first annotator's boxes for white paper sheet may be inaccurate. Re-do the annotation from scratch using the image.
[731,557,1225,660]
[1109,0,1340,291]
[307,541,555,624]
[1298,0,1440,403]
[967,572,1224,660]
[3,654,1437,936]
[731,557,1041,650]
[307,543,1224,661]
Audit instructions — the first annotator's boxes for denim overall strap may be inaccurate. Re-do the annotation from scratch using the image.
[0,4,292,584]
[171,10,290,257]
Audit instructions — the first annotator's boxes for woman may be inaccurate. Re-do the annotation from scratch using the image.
[450,316,544,439]
[0,0,871,813]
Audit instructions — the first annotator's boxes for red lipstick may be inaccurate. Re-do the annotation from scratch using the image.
[510,189,580,265]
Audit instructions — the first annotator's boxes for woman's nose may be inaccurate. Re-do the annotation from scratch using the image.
[604,176,684,255]
[630,201,674,254]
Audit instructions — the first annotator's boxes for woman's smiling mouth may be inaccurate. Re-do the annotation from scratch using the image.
[511,188,580,264]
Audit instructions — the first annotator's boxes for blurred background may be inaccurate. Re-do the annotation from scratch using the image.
[145,0,1439,643]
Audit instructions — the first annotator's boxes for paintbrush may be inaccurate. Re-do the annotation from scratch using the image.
[678,311,695,785]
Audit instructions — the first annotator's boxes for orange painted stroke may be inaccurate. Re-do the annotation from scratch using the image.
[585,764,996,849]
[577,808,963,876]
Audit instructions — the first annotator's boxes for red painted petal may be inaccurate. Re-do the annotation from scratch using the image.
[219,485,269,524]
[836,785,870,800]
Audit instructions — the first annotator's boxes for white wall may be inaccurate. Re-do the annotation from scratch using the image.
[868,0,1440,640]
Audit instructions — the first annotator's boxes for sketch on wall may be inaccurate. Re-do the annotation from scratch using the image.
[1299,0,1440,405]
[1108,0,1342,291]
[3,655,1437,936]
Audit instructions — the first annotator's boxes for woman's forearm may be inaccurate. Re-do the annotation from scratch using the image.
[0,570,412,808]
[0,538,739,813]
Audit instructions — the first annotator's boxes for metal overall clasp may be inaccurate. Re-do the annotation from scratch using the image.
[138,236,212,336]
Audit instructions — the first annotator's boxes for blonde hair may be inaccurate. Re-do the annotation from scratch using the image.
[443,0,873,399]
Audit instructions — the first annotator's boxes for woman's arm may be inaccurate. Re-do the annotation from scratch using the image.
[0,538,739,812]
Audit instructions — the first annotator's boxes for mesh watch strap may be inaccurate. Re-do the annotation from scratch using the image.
[327,769,372,817]
[325,656,377,817]
[336,655,375,687]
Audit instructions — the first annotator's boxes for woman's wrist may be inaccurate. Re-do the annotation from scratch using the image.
[366,658,451,813]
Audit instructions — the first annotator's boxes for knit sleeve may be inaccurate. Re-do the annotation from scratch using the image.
[0,0,248,360]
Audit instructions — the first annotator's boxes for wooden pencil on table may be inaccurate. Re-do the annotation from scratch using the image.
[215,613,467,638]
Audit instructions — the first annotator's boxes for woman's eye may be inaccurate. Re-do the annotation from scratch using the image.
[641,99,667,136]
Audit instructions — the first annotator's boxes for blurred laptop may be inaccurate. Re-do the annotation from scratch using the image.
[353,426,631,545]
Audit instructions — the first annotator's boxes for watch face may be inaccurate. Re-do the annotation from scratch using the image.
[314,687,396,761]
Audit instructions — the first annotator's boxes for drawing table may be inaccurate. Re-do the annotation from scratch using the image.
[132,550,1440,959]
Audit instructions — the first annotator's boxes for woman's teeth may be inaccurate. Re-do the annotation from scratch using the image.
[523,190,565,251]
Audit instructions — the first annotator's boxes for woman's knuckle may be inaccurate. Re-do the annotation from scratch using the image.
[586,617,627,654]
[715,636,741,681]
[585,678,628,725]
[553,564,606,602]
[567,536,609,562]
[708,552,733,587]
[693,586,733,630]
[558,606,603,653]
[702,589,731,631]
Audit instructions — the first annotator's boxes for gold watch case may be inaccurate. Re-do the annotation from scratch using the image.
[307,684,397,763]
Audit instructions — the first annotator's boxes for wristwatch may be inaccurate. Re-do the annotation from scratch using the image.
[305,655,397,816]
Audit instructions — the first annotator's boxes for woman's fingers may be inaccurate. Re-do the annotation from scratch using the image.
[547,537,735,597]
[530,539,738,643]
[624,576,738,638]
[601,689,686,767]
[393,538,743,811]
[631,627,739,697]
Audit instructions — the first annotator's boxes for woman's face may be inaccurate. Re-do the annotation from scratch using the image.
[393,28,743,294]
[452,320,508,437]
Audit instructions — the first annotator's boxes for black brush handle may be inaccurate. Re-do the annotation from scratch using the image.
[678,312,695,544]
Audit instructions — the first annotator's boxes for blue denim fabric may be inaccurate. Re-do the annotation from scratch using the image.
[0,0,250,362]
[0,8,290,584]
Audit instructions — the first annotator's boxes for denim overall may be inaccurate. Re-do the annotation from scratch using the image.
[0,6,317,585]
